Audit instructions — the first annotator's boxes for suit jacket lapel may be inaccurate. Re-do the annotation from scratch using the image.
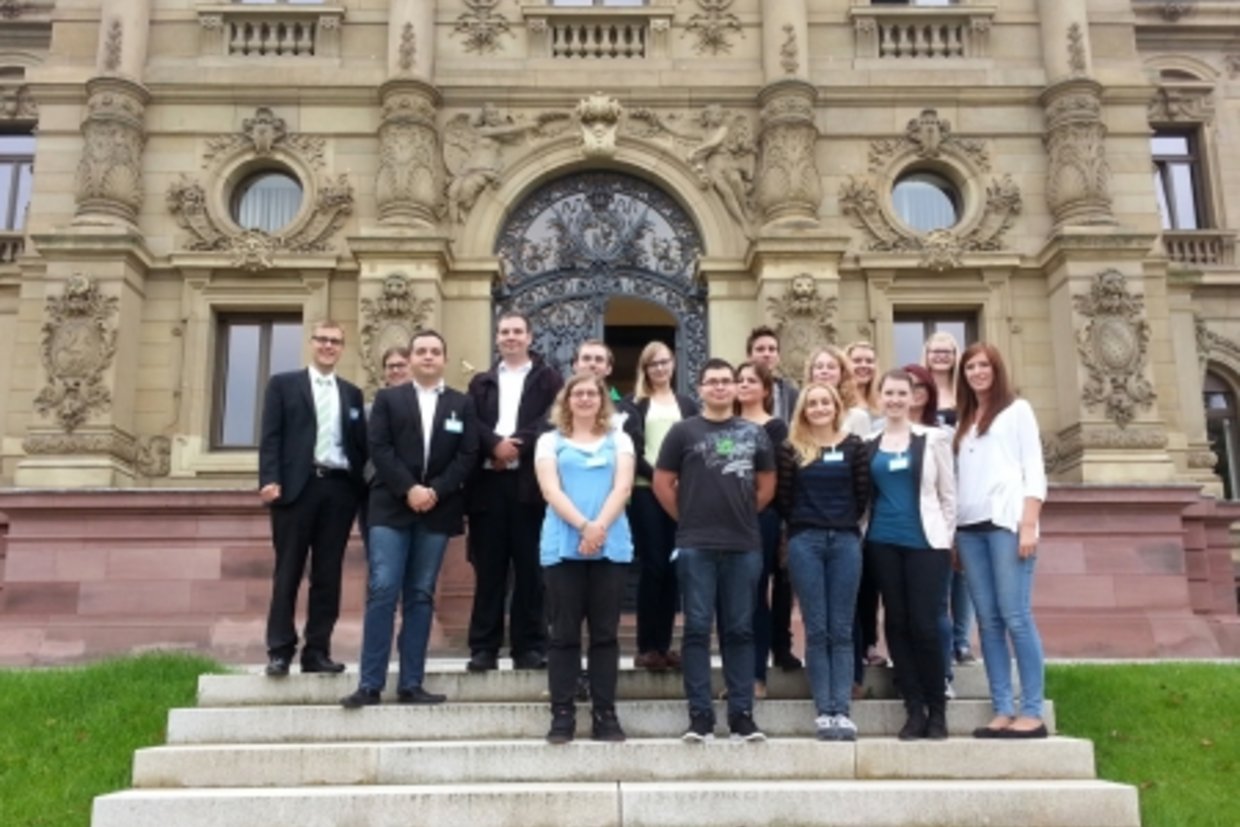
[299,370,315,416]
[403,384,424,459]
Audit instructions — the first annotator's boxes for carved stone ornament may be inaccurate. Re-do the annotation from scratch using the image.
[102,18,123,73]
[203,107,325,169]
[576,93,624,160]
[0,0,32,18]
[359,274,435,392]
[32,276,119,434]
[1196,317,1240,378]
[75,76,149,226]
[442,104,572,225]
[1226,54,1240,79]
[0,84,37,120]
[453,0,513,55]
[1073,269,1157,429]
[766,274,838,381]
[1066,22,1087,77]
[1158,0,1195,21]
[780,24,799,76]
[1040,78,1114,227]
[1147,86,1215,124]
[683,0,743,56]
[377,82,442,227]
[397,22,416,73]
[755,82,821,227]
[1042,425,1169,474]
[868,109,990,174]
[22,431,172,476]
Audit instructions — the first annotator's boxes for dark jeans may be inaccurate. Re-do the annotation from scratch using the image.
[630,486,679,655]
[866,540,951,712]
[544,560,628,712]
[466,471,546,658]
[678,547,762,721]
[266,475,358,660]
[751,508,782,681]
[787,529,861,717]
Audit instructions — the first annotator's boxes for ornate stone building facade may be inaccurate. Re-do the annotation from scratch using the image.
[0,0,1238,663]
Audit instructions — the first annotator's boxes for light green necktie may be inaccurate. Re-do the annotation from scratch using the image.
[314,376,334,464]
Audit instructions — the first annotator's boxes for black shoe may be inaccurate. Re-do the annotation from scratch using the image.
[591,708,626,742]
[397,686,446,705]
[547,707,576,745]
[466,651,498,673]
[772,651,804,672]
[925,707,948,740]
[265,655,291,677]
[996,723,1049,739]
[301,653,346,674]
[898,708,928,741]
[728,711,766,742]
[682,712,715,743]
[340,688,381,709]
[512,651,547,670]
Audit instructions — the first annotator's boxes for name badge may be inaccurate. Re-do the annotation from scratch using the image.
[585,455,608,468]
[821,450,844,463]
[444,415,463,434]
[888,456,909,472]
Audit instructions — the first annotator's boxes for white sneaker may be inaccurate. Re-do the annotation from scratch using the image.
[815,714,836,740]
[834,714,858,741]
[945,679,956,700]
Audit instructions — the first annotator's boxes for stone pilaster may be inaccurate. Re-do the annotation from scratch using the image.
[376,80,443,228]
[754,80,821,230]
[761,0,809,84]
[389,0,434,79]
[1040,78,1114,228]
[73,75,149,228]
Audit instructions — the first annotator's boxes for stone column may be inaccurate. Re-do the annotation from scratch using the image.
[761,0,809,84]
[74,0,152,228]
[389,0,434,79]
[754,80,822,229]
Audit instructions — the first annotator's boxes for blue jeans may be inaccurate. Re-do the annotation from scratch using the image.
[939,569,976,680]
[358,523,450,692]
[677,547,762,721]
[956,527,1045,718]
[786,529,861,717]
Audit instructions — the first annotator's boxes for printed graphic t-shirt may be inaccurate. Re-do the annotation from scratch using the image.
[656,415,774,552]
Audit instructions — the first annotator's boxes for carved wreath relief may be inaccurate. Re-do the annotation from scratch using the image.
[360,274,435,393]
[683,0,743,56]
[1073,270,1156,429]
[32,275,118,434]
[767,275,838,382]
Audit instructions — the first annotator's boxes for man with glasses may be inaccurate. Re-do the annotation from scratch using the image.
[357,347,414,557]
[258,320,368,677]
[653,358,776,742]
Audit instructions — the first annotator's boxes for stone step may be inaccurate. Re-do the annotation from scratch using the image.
[166,699,1056,744]
[132,737,1098,788]
[93,779,1140,827]
[196,662,1003,706]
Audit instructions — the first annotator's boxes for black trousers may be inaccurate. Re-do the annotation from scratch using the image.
[866,541,950,712]
[467,471,546,657]
[266,475,359,659]
[630,486,679,655]
[771,560,795,658]
[544,560,627,712]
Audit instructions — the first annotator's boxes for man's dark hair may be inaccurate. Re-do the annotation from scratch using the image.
[698,357,735,385]
[496,310,532,334]
[410,328,448,357]
[746,325,780,355]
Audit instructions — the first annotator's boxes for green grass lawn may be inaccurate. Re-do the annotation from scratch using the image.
[0,655,1235,827]
[0,652,227,827]
[1046,662,1240,827]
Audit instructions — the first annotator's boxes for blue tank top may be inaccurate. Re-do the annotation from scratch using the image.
[867,448,929,549]
[539,432,634,566]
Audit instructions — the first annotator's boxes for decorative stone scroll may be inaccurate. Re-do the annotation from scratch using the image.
[683,0,743,56]
[453,0,512,55]
[1042,424,1169,474]
[32,275,118,434]
[1148,86,1215,125]
[359,274,435,392]
[74,75,149,226]
[22,431,172,477]
[1073,269,1157,429]
[1195,317,1240,378]
[377,80,442,227]
[201,106,325,170]
[868,109,990,174]
[1040,77,1114,227]
[754,81,821,228]
[766,274,838,382]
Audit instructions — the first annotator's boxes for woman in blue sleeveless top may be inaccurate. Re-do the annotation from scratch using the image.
[534,372,635,745]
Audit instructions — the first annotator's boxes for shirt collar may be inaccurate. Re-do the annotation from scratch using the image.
[498,360,532,375]
[413,379,445,395]
[308,366,336,385]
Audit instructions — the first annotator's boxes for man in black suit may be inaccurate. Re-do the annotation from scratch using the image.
[258,320,368,677]
[465,311,564,672]
[341,330,478,708]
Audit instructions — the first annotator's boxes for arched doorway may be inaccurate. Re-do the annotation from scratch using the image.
[493,171,707,395]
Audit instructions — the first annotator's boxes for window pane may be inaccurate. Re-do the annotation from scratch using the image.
[1169,164,1199,230]
[269,322,303,376]
[0,135,36,154]
[893,321,927,368]
[932,320,969,350]
[1151,135,1189,156]
[234,172,303,233]
[0,164,12,229]
[14,161,33,231]
[1153,169,1172,230]
[220,324,261,447]
[892,173,958,233]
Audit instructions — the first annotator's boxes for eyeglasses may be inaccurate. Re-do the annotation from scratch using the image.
[701,378,735,388]
[646,358,673,369]
[570,389,601,399]
[312,335,344,347]
[927,349,955,357]
[384,362,409,371]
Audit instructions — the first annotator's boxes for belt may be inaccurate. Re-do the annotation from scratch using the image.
[313,465,351,479]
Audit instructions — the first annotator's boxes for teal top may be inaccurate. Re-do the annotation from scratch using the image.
[867,448,929,549]
[538,431,634,566]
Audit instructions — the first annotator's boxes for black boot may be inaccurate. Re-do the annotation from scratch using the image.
[898,705,927,741]
[925,704,948,740]
[546,706,576,745]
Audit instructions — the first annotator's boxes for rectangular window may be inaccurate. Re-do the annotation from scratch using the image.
[892,312,977,370]
[0,134,35,232]
[1151,130,1206,230]
[213,315,303,449]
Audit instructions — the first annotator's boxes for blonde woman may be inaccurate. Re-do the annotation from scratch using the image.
[845,340,880,416]
[922,331,961,428]
[535,372,635,744]
[775,383,870,741]
[804,345,871,438]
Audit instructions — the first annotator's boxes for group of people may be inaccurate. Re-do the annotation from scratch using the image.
[256,314,1048,746]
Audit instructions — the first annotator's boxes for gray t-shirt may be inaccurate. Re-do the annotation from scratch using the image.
[656,415,774,552]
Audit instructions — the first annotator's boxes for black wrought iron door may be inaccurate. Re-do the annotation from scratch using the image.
[494,172,707,394]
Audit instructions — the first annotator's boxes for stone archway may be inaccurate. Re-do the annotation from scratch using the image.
[493,171,707,394]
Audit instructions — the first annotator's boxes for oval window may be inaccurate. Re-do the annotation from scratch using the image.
[892,171,960,233]
[231,170,303,233]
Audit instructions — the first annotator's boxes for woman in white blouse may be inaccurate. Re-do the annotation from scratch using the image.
[952,343,1048,739]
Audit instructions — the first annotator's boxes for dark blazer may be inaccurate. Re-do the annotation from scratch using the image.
[258,369,368,505]
[467,354,564,506]
[367,383,479,536]
[618,393,699,481]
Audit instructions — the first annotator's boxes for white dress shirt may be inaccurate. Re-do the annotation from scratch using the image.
[495,360,532,438]
[309,366,348,469]
[414,379,443,472]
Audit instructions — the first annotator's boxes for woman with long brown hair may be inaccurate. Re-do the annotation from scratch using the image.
[804,345,871,437]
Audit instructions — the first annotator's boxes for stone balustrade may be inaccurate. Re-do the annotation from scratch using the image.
[851,5,996,60]
[1163,229,1237,267]
[197,4,344,59]
[523,6,673,60]
[0,231,23,265]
